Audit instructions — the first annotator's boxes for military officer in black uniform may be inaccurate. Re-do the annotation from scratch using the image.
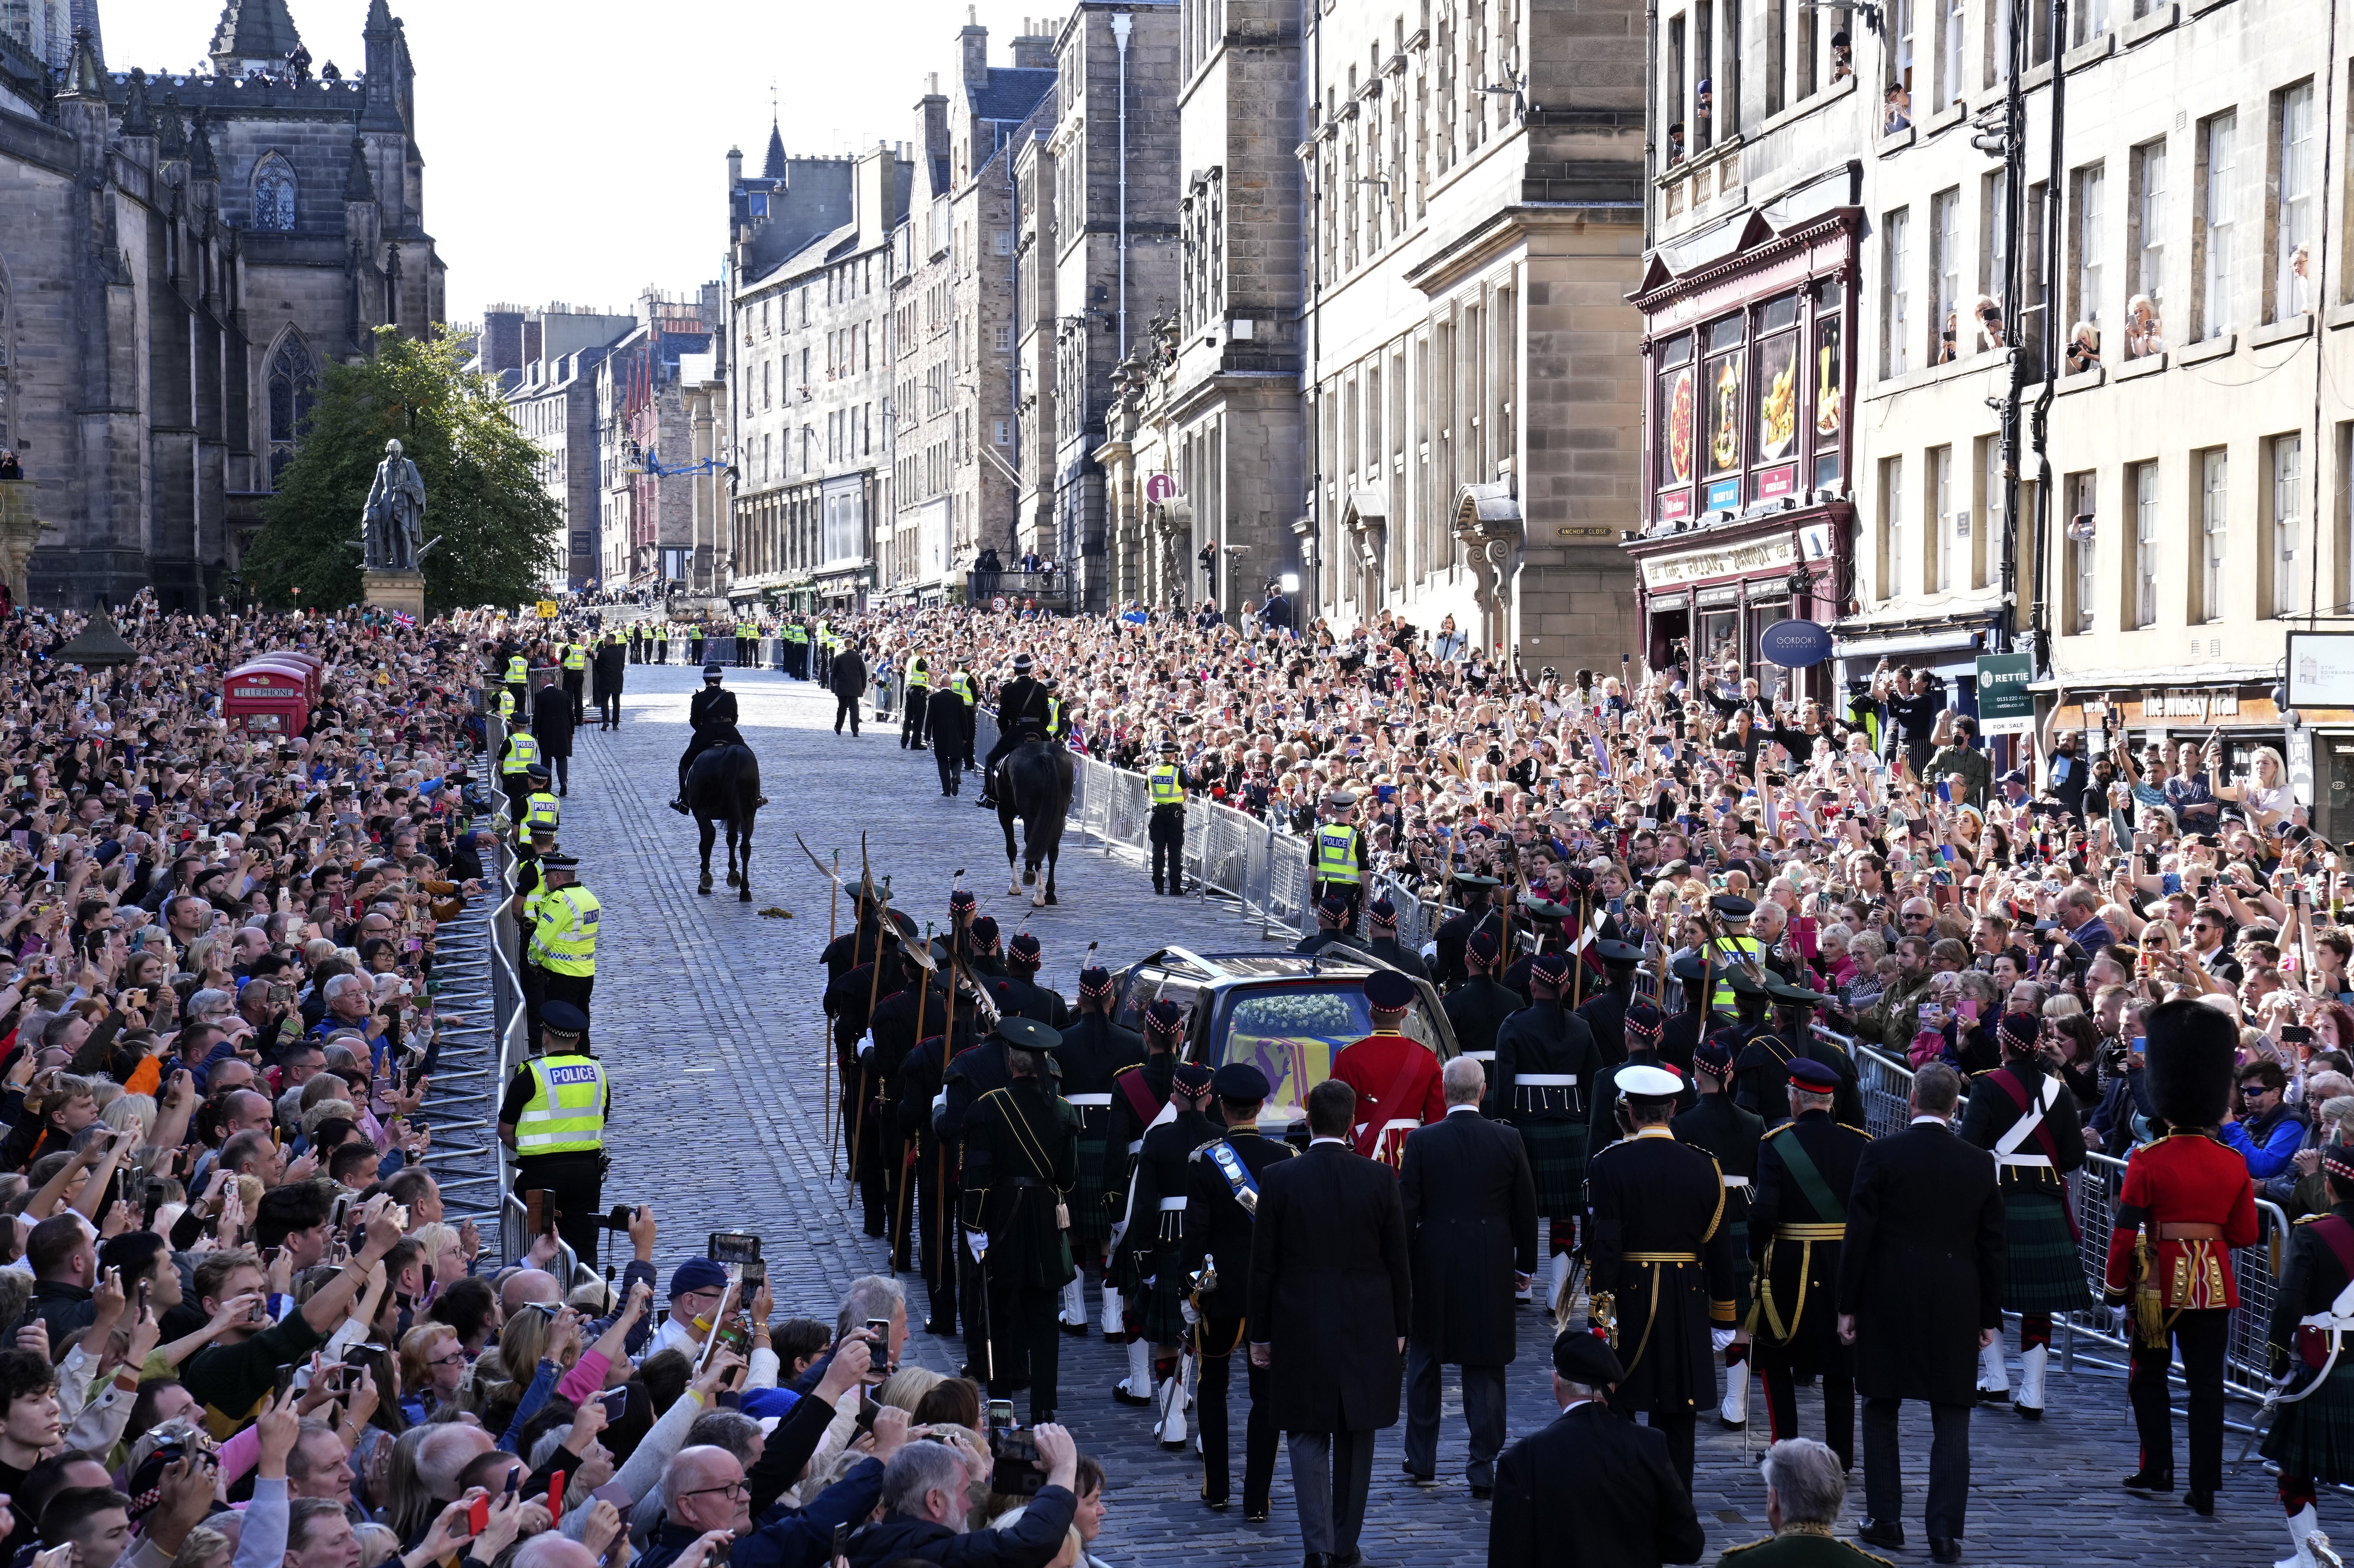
[1184,1062,1296,1518]
[1106,999,1183,1402]
[1433,874,1508,987]
[669,662,742,812]
[978,651,1052,808]
[1295,893,1373,957]
[1054,967,1143,1340]
[1577,939,1647,1067]
[1443,931,1518,1112]
[895,1007,976,1336]
[1746,975,1867,1130]
[1115,1060,1220,1446]
[1364,897,1430,980]
[832,926,914,1239]
[960,1017,1078,1423]
[1492,951,1604,1310]
[999,932,1070,1027]
[869,940,956,1271]
[1661,952,1713,1082]
[1675,1035,1766,1430]
[1749,1056,1870,1469]
[1583,1061,1738,1490]
[1588,998,1697,1159]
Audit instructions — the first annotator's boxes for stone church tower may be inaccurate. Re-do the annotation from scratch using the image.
[0,0,442,609]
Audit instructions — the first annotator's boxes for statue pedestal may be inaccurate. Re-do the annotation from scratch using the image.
[362,569,425,618]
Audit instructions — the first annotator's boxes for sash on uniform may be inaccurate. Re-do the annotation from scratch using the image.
[1988,1067,2079,1242]
[1772,1127,1846,1222]
[1207,1137,1262,1217]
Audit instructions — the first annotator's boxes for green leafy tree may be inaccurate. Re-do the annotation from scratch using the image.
[245,326,561,613]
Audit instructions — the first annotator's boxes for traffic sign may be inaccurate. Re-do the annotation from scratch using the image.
[535,600,559,619]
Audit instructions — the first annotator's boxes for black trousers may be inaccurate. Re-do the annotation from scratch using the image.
[737,639,754,668]
[527,967,594,1053]
[1403,1341,1507,1488]
[914,1136,959,1333]
[1196,1318,1278,1510]
[1286,1427,1374,1557]
[1149,807,1185,892]
[936,739,963,796]
[516,1152,604,1270]
[835,694,861,735]
[548,754,569,794]
[983,1277,1062,1423]
[562,671,585,725]
[599,684,623,727]
[1862,1397,1970,1538]
[845,1066,888,1235]
[902,688,930,748]
[1760,1360,1855,1470]
[2130,1307,2230,1494]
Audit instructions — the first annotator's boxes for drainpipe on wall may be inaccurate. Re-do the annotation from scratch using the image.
[1112,12,1132,362]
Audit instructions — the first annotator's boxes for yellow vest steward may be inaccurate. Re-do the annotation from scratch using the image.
[1708,935,1766,1011]
[505,655,528,683]
[501,732,541,774]
[1149,763,1185,806]
[517,1052,607,1155]
[528,884,600,975]
[525,792,561,833]
[563,644,587,671]
[1315,825,1361,884]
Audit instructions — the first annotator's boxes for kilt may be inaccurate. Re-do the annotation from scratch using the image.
[2262,1353,2354,1483]
[1517,1119,1589,1217]
[1724,1216,1753,1310]
[2000,1189,2090,1314]
[1068,1136,1112,1251]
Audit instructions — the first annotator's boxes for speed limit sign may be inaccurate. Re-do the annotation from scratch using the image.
[992,595,1008,612]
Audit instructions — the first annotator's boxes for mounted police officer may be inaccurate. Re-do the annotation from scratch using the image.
[1147,738,1195,896]
[670,662,744,814]
[1184,1062,1295,1519]
[496,999,609,1267]
[978,651,1051,809]
[1055,967,1145,1340]
[960,1016,1079,1424]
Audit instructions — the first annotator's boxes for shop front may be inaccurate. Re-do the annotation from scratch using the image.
[1623,186,1860,702]
[2041,681,2354,837]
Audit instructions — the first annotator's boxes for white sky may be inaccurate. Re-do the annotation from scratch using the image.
[100,0,1050,326]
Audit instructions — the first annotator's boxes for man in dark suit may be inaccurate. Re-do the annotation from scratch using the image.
[1248,1078,1412,1568]
[1488,1331,1705,1568]
[1184,1062,1298,1519]
[1399,1056,1537,1498]
[1835,1061,2005,1563]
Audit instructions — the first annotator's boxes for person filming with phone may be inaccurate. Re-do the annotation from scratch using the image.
[848,1420,1080,1568]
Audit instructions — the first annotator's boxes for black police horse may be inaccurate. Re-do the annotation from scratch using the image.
[687,741,761,901]
[995,736,1072,907]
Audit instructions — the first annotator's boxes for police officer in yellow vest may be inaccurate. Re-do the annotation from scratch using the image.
[504,650,530,713]
[1705,895,1769,1016]
[737,618,757,669]
[902,655,933,751]
[1312,790,1368,935]
[519,764,561,848]
[524,848,599,1042]
[497,998,610,1266]
[561,641,589,726]
[497,686,517,723]
[499,716,541,821]
[785,619,809,679]
[1147,737,1196,896]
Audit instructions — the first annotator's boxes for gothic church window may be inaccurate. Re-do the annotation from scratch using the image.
[251,155,298,232]
[267,333,318,485]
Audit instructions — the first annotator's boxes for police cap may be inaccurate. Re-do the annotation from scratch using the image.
[1364,970,1417,1011]
[702,663,725,679]
[526,763,551,780]
[541,851,581,870]
[1213,1062,1271,1102]
[1710,894,1757,920]
[541,1001,589,1037]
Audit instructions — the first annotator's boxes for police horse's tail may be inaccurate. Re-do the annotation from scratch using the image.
[689,742,761,902]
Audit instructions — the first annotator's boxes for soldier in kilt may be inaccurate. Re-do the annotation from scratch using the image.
[1492,951,1605,1312]
[1052,968,1146,1338]
[1674,1034,1765,1428]
[1956,1010,2090,1417]
[2264,1143,2354,1568]
[1114,1061,1220,1444]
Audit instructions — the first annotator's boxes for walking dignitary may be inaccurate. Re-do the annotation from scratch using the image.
[960,1017,1080,1424]
[593,629,627,729]
[1488,1331,1706,1568]
[1248,1079,1412,1568]
[1958,1008,2090,1417]
[1399,1056,1537,1498]
[1837,1062,2005,1562]
[1746,1057,1866,1467]
[1185,1062,1297,1519]
[1583,1061,1738,1491]
[2104,998,2260,1515]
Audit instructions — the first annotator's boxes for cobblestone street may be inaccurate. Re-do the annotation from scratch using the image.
[553,663,2282,1567]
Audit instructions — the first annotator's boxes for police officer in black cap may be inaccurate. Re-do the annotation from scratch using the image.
[1116,1060,1220,1444]
[1364,897,1430,980]
[1492,951,1604,1310]
[1184,1061,1297,1518]
[1147,737,1196,895]
[1489,1332,1706,1568]
[960,1016,1079,1423]
[1749,1055,1869,1469]
[496,999,610,1268]
[1054,966,1143,1338]
[1675,1034,1766,1429]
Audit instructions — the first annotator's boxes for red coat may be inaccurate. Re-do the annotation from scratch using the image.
[1331,1032,1445,1166]
[2102,1131,2261,1310]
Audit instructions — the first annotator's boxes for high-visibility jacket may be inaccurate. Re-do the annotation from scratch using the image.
[1045,697,1062,735]
[498,689,516,720]
[528,884,600,976]
[514,1052,607,1155]
[951,672,974,701]
[1707,935,1767,1013]
[505,655,528,684]
[907,659,930,690]
[524,791,561,834]
[786,624,808,645]
[501,732,542,775]
[1149,763,1185,807]
[563,644,587,671]
[1314,824,1362,885]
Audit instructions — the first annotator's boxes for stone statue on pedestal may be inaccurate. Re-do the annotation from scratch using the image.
[361,438,426,571]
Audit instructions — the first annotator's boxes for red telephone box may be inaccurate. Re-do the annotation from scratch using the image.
[223,657,315,737]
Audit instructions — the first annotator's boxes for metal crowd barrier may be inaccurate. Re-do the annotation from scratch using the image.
[1818,1023,2289,1412]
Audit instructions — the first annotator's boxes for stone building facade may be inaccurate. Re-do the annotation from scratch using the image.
[486,304,638,592]
[590,290,724,593]
[725,136,909,612]
[0,0,441,607]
